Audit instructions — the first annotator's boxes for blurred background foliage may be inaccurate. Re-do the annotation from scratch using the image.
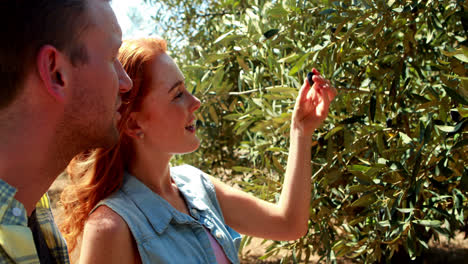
[143,0,467,262]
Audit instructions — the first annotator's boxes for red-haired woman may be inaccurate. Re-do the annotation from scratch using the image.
[59,37,337,264]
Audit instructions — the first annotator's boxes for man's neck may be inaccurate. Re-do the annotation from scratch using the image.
[0,149,68,215]
[0,78,78,215]
[0,113,71,215]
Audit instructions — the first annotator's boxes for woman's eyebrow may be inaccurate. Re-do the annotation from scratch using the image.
[168,80,184,93]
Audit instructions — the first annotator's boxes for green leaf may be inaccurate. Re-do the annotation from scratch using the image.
[325,168,342,185]
[396,208,414,213]
[327,15,346,24]
[238,236,252,254]
[183,64,208,71]
[267,6,288,18]
[349,165,370,172]
[205,53,230,63]
[208,106,219,124]
[443,86,468,105]
[266,147,286,152]
[289,52,311,76]
[232,166,253,173]
[350,194,377,207]
[436,120,467,134]
[454,53,468,63]
[324,126,343,140]
[214,30,235,44]
[259,249,277,260]
[419,239,429,250]
[319,8,336,15]
[278,53,298,63]
[399,132,413,144]
[349,185,374,194]
[413,220,442,227]
[265,86,298,93]
[235,120,255,135]
[236,57,250,71]
[378,220,391,227]
[223,113,242,120]
[272,156,285,173]
[442,49,468,63]
[350,171,373,184]
[435,125,456,133]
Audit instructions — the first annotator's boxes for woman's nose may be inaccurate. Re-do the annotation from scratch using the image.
[190,95,201,112]
[118,61,132,93]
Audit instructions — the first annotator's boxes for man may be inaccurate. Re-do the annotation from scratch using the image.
[0,0,132,263]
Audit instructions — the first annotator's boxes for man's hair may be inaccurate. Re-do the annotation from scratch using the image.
[0,0,92,109]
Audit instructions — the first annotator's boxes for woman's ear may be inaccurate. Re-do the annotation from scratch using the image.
[36,45,68,102]
[124,112,144,140]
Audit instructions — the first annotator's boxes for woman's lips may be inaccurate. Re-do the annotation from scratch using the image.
[185,125,196,133]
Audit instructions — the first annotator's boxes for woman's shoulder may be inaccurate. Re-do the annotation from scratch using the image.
[81,206,139,263]
[85,205,130,237]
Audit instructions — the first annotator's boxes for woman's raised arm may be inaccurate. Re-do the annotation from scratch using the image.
[213,69,337,240]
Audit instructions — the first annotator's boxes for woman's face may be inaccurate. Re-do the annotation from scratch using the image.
[134,53,201,155]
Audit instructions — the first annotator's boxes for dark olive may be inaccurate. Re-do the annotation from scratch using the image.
[307,72,314,86]
[450,110,461,123]
[386,118,392,128]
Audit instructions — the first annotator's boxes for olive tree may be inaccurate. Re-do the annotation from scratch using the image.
[145,0,467,262]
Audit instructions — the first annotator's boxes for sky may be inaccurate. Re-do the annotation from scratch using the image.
[111,0,157,38]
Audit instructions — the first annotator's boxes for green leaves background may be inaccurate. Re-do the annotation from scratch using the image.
[145,0,467,262]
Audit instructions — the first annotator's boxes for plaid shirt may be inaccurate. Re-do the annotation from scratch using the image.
[0,180,70,264]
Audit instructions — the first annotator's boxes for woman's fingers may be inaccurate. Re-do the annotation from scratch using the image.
[297,69,336,119]
[323,79,337,100]
[320,85,331,115]
[292,69,336,134]
[311,74,325,88]
[298,79,312,104]
[312,75,337,103]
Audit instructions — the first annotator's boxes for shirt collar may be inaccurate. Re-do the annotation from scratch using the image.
[0,180,17,208]
[171,169,211,213]
[0,180,40,263]
[120,171,208,234]
[0,179,26,224]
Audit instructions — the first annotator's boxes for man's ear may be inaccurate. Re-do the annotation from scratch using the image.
[124,112,144,139]
[36,45,69,102]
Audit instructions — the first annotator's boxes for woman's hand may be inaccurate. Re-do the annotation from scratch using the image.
[292,68,337,137]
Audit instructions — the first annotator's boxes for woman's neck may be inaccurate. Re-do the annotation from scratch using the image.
[128,147,173,195]
[128,148,190,214]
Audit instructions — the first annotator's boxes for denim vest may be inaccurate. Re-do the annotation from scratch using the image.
[94,165,241,264]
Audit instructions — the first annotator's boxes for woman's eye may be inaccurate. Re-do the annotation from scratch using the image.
[174,91,183,99]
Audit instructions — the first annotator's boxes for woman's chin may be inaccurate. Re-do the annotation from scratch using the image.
[175,139,201,155]
[189,140,201,152]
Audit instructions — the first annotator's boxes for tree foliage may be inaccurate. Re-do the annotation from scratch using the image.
[145,0,467,262]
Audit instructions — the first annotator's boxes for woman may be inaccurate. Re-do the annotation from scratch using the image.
[59,38,337,264]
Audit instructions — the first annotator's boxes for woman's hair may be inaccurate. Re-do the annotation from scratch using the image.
[59,38,167,253]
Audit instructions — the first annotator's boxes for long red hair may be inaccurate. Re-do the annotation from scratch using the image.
[59,38,167,254]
